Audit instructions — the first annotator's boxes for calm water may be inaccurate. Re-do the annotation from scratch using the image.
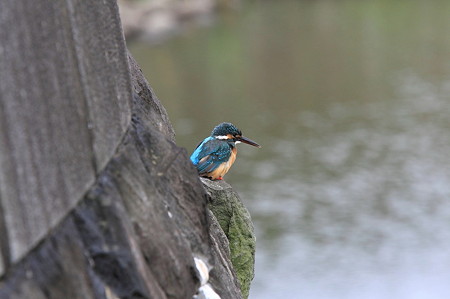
[129,1,450,298]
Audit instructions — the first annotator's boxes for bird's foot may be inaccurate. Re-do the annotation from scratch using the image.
[217,176,223,180]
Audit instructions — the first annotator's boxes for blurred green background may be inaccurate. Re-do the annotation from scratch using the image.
[128,1,450,298]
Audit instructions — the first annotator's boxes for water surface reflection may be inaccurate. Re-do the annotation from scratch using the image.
[130,1,450,298]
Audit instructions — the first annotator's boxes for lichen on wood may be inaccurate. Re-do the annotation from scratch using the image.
[201,178,256,299]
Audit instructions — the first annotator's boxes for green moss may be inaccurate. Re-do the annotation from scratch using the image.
[202,178,255,299]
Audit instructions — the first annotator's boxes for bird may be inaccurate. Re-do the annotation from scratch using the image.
[190,122,261,180]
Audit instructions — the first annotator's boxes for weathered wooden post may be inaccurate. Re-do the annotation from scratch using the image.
[0,1,253,298]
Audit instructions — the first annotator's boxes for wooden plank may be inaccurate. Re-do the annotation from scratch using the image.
[66,0,131,170]
[0,0,131,265]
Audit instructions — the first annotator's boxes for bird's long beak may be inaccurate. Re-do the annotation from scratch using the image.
[238,136,261,148]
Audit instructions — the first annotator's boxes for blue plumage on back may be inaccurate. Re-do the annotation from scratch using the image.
[191,138,231,174]
[190,122,261,180]
[190,137,214,164]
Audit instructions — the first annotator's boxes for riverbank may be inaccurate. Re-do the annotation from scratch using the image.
[118,0,239,42]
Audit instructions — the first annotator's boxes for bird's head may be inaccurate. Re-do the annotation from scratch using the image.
[211,122,261,148]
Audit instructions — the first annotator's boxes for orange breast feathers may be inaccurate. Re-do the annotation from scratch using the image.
[206,147,237,180]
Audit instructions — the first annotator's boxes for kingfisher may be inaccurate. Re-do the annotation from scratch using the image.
[190,122,261,180]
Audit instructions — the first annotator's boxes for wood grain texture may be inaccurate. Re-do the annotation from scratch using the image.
[0,0,246,297]
[128,52,176,141]
[0,56,243,298]
[0,0,130,267]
